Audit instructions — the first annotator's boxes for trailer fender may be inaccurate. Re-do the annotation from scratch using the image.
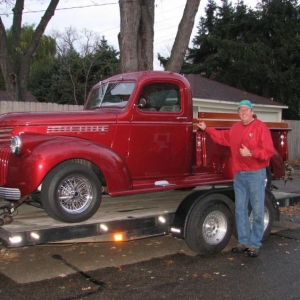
[170,187,235,239]
[265,189,280,221]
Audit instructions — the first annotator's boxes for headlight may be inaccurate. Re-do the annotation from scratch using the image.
[10,136,22,155]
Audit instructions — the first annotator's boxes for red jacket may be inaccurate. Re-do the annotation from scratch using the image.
[206,118,274,173]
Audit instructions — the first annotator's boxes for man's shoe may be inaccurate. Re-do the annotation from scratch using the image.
[247,247,260,258]
[232,244,249,253]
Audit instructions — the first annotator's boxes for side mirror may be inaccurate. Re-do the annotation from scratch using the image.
[134,98,147,108]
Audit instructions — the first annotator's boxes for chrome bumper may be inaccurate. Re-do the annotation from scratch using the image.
[0,187,21,200]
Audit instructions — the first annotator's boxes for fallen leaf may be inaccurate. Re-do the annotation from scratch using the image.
[202,273,212,280]
[165,260,174,265]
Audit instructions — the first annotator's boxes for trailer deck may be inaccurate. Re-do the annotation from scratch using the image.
[0,188,299,248]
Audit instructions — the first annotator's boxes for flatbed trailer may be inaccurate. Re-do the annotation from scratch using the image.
[0,187,299,248]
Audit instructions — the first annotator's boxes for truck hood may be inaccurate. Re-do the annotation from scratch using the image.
[0,110,117,126]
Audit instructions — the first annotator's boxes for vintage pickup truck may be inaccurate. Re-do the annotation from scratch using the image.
[0,71,290,253]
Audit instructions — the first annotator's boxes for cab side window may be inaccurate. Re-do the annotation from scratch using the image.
[137,83,181,112]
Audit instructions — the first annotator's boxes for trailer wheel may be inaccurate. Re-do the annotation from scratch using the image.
[41,162,102,223]
[249,192,275,241]
[232,192,275,241]
[185,198,233,254]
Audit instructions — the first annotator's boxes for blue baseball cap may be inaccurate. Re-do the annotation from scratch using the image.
[238,100,253,109]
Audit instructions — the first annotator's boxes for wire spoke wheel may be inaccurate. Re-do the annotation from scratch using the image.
[41,162,102,223]
[58,175,93,214]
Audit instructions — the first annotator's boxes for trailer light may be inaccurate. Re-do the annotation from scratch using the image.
[170,227,181,234]
[114,233,123,241]
[30,232,40,240]
[100,224,108,232]
[158,216,166,224]
[9,235,22,244]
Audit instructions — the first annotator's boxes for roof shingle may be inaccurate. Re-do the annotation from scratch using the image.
[184,74,284,107]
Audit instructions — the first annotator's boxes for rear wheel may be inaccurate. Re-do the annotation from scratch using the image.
[185,196,233,254]
[233,191,276,241]
[249,192,275,241]
[41,162,102,223]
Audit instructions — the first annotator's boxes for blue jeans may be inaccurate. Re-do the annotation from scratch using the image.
[234,168,266,248]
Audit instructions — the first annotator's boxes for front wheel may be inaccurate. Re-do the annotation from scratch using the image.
[185,197,233,254]
[41,162,102,223]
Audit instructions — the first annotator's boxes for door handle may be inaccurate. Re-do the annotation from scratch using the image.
[176,117,187,120]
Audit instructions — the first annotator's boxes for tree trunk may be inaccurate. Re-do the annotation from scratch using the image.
[0,0,60,101]
[137,0,154,71]
[165,0,201,73]
[119,0,154,73]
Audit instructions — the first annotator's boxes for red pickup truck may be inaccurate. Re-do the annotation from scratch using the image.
[0,71,289,253]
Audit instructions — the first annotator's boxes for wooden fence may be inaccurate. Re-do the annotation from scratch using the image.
[0,100,299,160]
[286,120,300,160]
[0,100,83,113]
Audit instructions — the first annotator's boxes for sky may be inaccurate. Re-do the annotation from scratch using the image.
[0,0,259,69]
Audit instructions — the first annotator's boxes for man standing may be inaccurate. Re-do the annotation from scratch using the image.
[197,100,274,257]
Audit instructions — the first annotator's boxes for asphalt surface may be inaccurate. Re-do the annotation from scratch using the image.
[0,168,299,300]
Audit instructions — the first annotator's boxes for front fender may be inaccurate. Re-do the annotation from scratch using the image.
[7,135,132,195]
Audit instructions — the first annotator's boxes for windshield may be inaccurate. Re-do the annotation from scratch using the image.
[85,82,135,109]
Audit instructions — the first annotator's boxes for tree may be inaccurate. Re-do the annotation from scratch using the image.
[165,0,201,72]
[118,0,154,72]
[0,0,60,101]
[29,28,119,105]
[118,0,201,73]
[184,0,300,119]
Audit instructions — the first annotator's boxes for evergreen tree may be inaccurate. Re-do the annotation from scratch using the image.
[184,0,300,119]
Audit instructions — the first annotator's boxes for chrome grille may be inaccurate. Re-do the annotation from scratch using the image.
[0,128,13,144]
[0,145,10,185]
[0,187,20,200]
[47,125,109,133]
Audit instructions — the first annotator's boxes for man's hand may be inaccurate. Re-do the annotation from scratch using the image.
[197,122,207,131]
[240,144,252,157]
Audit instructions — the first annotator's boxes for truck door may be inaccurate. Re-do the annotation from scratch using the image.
[127,82,193,180]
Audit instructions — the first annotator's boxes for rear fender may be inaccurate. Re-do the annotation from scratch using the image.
[270,149,285,179]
